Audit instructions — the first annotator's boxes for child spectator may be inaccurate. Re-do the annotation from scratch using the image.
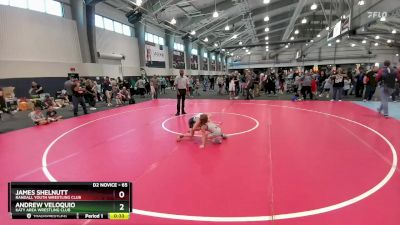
[46,106,63,122]
[116,87,130,105]
[30,106,49,125]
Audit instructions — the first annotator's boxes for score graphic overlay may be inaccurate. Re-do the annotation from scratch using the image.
[8,182,132,220]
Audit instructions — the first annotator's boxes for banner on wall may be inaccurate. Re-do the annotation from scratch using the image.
[173,51,185,69]
[202,58,208,71]
[145,42,166,68]
[190,55,198,70]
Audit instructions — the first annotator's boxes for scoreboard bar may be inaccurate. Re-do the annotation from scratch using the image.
[8,182,132,220]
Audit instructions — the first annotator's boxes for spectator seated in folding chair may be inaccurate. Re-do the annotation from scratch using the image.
[0,88,17,120]
[116,87,131,106]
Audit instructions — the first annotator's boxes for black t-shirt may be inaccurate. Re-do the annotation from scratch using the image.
[46,110,57,118]
[71,84,84,97]
[332,74,345,87]
[32,85,43,94]
[103,80,112,92]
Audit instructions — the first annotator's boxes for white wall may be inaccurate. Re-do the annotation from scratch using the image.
[0,5,82,63]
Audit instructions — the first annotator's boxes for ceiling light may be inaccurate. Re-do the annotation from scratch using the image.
[375,35,380,39]
[245,49,249,52]
[136,0,143,6]
[294,29,299,34]
[317,34,321,38]
[265,36,269,40]
[311,3,318,10]
[265,27,270,32]
[214,43,218,47]
[362,39,367,44]
[230,53,234,56]
[242,47,246,49]
[266,49,269,52]
[263,0,270,4]
[380,17,386,22]
[336,39,340,43]
[325,26,329,31]
[392,29,397,34]
[190,30,196,35]
[247,52,251,55]
[225,25,230,31]
[265,45,269,48]
[239,41,243,45]
[204,37,208,42]
[285,45,289,48]
[306,43,309,46]
[232,34,238,39]
[290,36,294,40]
[301,18,307,24]
[170,18,176,25]
[328,43,332,46]
[213,11,219,18]
[265,42,269,44]
[341,15,346,19]
[396,53,399,56]
[387,39,392,43]
[351,43,356,47]
[374,42,379,46]
[310,39,314,42]
[264,16,270,22]
[357,0,365,6]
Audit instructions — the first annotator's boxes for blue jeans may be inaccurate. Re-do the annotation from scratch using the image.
[332,87,343,100]
[378,86,394,116]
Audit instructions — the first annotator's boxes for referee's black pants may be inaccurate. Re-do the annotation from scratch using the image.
[177,89,186,114]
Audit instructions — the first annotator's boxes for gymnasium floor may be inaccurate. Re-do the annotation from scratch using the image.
[1,99,400,225]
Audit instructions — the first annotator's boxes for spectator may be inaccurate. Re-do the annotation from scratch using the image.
[64,77,74,103]
[30,106,49,125]
[84,79,97,110]
[363,66,378,101]
[103,77,113,107]
[71,80,88,116]
[43,95,61,109]
[376,60,400,117]
[151,75,159,99]
[46,105,63,122]
[331,68,347,101]
[116,87,130,105]
[355,67,365,97]
[135,77,146,98]
[300,71,313,100]
[160,77,167,94]
[29,81,44,97]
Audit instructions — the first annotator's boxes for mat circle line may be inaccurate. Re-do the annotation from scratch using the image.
[161,112,259,137]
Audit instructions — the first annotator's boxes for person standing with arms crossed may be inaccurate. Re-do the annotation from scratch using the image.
[174,69,189,116]
[376,60,400,117]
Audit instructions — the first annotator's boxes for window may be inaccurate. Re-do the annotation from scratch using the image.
[174,42,184,51]
[45,0,62,17]
[122,25,131,36]
[191,48,198,55]
[158,37,164,45]
[113,21,122,34]
[153,35,159,45]
[148,33,154,43]
[0,0,9,5]
[145,32,164,45]
[2,0,63,16]
[28,0,45,12]
[103,17,114,31]
[10,0,27,9]
[203,52,207,58]
[95,14,104,28]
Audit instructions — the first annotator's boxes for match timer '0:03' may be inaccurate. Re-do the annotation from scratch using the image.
[8,182,132,220]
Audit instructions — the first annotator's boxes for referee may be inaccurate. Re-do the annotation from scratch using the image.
[174,69,189,116]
